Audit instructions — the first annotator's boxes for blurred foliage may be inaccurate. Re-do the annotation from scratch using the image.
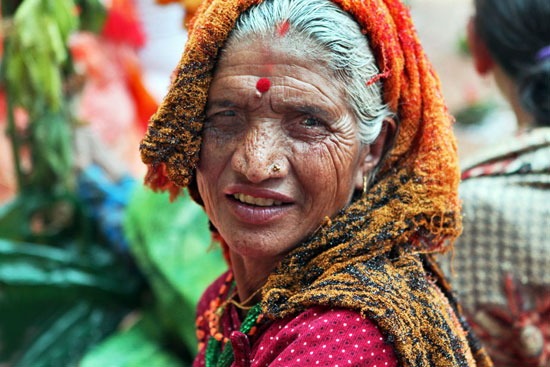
[30,111,74,191]
[1,0,81,208]
[0,191,85,246]
[0,1,145,366]
[0,238,141,366]
[0,183,226,366]
[1,1,226,366]
[1,0,24,17]
[4,0,78,113]
[1,0,107,196]
[122,187,226,359]
[77,0,107,33]
[80,312,185,367]
[457,32,471,57]
[79,187,227,366]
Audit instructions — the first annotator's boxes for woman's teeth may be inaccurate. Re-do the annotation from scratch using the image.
[233,193,282,207]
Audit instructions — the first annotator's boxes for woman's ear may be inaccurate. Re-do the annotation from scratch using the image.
[354,118,397,191]
[467,17,494,76]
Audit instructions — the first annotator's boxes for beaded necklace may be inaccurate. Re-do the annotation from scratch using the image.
[199,272,265,367]
[205,302,263,367]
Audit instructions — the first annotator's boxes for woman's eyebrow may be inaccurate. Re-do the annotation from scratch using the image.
[294,105,331,118]
[207,100,237,109]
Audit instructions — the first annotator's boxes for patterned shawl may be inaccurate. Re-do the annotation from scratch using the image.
[139,0,492,366]
[439,127,550,367]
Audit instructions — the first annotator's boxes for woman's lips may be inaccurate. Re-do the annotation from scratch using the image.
[224,186,294,225]
[224,186,294,202]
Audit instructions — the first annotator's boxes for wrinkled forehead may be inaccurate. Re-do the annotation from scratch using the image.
[220,30,332,70]
[207,42,350,122]
[214,34,339,96]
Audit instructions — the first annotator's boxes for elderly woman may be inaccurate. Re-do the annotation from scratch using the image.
[141,0,492,366]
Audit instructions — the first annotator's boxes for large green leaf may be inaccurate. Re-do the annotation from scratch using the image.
[124,187,227,354]
[80,312,186,367]
[3,299,127,367]
[0,238,143,366]
[0,192,86,245]
[0,239,139,293]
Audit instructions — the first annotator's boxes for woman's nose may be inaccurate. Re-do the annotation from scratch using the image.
[231,124,287,183]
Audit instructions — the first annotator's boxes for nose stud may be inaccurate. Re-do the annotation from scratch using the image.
[272,163,281,172]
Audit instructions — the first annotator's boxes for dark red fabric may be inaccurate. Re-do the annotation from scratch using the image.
[194,272,398,367]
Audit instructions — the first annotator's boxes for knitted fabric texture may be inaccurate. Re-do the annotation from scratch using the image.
[140,0,492,366]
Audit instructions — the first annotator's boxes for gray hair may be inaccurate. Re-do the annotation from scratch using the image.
[224,0,393,145]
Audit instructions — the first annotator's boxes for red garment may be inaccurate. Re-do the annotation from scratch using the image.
[194,272,398,367]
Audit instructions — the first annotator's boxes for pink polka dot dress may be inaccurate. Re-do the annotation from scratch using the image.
[194,273,398,367]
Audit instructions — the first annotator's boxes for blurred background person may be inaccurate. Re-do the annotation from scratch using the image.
[439,0,550,366]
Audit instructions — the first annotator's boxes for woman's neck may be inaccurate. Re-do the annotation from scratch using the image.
[510,97,534,131]
[493,66,535,130]
[229,250,282,307]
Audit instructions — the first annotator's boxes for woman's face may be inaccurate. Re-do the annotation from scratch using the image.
[196,41,369,261]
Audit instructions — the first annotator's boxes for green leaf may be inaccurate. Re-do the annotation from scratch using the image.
[49,0,79,41]
[80,313,186,367]
[8,301,125,367]
[45,13,69,64]
[124,187,227,353]
[0,197,34,241]
[0,238,143,366]
[76,0,106,33]
[0,243,133,294]
[5,0,78,112]
[29,111,73,191]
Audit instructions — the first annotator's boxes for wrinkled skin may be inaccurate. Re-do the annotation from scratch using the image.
[196,40,385,300]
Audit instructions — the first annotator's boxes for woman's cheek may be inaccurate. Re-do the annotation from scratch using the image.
[200,131,236,174]
[196,145,225,226]
[330,130,360,161]
[294,143,338,199]
[196,172,214,215]
[319,137,361,206]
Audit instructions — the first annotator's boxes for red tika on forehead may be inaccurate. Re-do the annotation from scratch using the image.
[276,20,290,37]
[256,78,271,93]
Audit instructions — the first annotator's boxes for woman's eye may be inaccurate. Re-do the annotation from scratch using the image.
[204,109,239,133]
[286,116,330,142]
[301,117,324,128]
[218,110,236,117]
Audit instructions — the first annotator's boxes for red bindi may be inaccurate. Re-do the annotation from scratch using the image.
[277,20,290,37]
[256,78,271,93]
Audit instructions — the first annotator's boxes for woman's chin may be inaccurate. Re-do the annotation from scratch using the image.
[218,219,306,261]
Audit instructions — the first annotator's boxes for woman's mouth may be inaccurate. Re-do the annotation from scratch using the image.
[232,193,283,207]
[225,190,293,225]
